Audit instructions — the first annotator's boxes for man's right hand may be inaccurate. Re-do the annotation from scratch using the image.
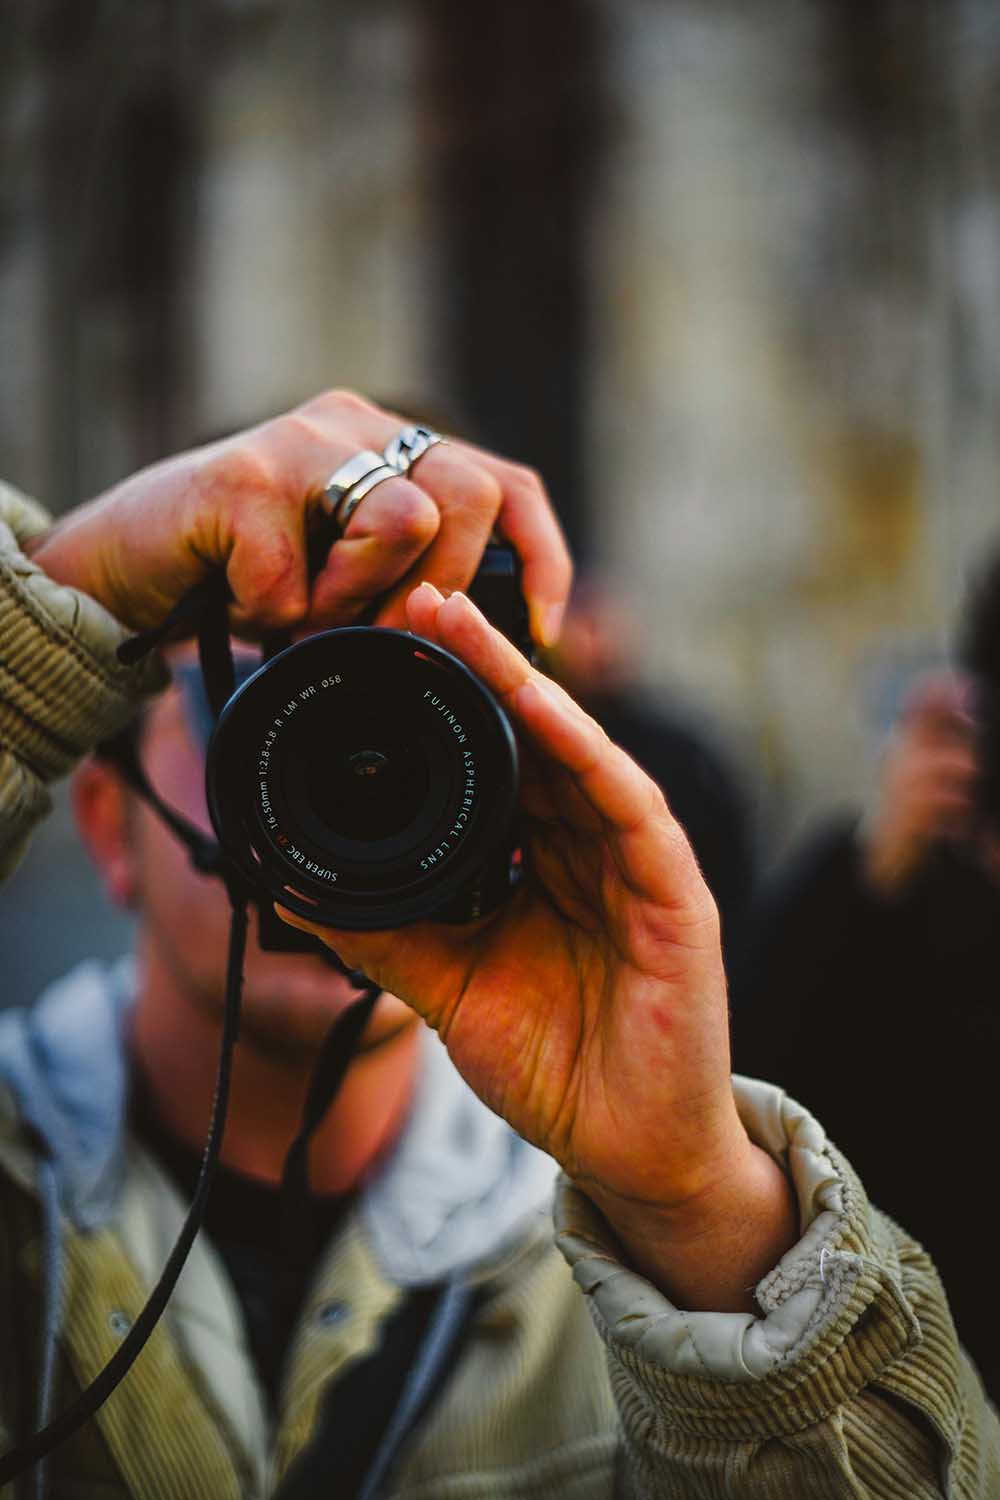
[24,390,572,648]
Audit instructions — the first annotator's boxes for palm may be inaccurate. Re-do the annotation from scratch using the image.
[359,893,722,1209]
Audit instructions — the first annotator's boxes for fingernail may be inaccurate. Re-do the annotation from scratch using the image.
[416,580,444,602]
[538,602,565,649]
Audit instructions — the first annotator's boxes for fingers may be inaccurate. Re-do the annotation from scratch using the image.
[308,477,440,627]
[902,671,977,749]
[294,392,572,645]
[924,748,978,789]
[408,584,665,839]
[212,471,310,633]
[368,449,503,630]
[903,670,975,721]
[404,445,572,647]
[463,450,573,647]
[911,752,978,838]
[408,584,709,913]
[891,743,978,813]
[190,390,571,642]
[247,401,443,627]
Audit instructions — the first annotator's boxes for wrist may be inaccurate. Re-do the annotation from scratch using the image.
[24,516,98,604]
[24,498,158,631]
[579,1134,799,1314]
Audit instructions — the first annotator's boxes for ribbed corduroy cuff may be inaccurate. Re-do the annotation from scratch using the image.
[554,1078,930,1441]
[0,481,166,872]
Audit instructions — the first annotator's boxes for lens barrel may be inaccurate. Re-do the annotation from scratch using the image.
[206,628,519,929]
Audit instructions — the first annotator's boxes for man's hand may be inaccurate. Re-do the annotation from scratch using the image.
[282,583,797,1313]
[24,391,572,648]
[863,672,978,898]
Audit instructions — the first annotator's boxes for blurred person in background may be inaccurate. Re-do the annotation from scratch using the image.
[549,572,757,964]
[0,395,997,1496]
[733,551,1000,1400]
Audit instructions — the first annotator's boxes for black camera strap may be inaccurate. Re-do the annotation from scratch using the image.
[277,986,379,1277]
[0,570,382,1488]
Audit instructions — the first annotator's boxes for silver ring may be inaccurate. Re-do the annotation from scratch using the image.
[337,464,400,529]
[323,449,388,519]
[383,424,445,476]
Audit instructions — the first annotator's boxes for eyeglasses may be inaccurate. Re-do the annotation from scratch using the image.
[173,658,261,752]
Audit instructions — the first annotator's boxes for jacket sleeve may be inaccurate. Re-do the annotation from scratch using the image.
[554,1077,1000,1498]
[0,481,166,880]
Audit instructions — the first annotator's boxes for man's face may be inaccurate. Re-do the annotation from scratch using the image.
[95,653,415,1061]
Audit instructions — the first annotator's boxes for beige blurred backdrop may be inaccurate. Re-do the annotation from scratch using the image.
[2,0,998,997]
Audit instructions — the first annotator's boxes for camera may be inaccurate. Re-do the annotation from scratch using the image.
[205,544,530,931]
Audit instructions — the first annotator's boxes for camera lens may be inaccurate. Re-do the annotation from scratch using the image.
[206,629,519,929]
[302,726,429,844]
[282,692,449,856]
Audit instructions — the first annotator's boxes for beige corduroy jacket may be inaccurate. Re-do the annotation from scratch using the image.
[1,477,998,1498]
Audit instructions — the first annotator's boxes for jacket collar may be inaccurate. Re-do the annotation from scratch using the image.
[0,959,558,1282]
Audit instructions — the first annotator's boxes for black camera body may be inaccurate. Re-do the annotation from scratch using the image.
[205,544,529,933]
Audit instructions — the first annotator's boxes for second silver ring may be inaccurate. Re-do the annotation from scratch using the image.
[337,463,401,529]
[383,424,445,476]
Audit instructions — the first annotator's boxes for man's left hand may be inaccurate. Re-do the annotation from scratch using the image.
[282,583,796,1311]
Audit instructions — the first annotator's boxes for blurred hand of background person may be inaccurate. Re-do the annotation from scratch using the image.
[861,671,978,899]
[23,389,572,648]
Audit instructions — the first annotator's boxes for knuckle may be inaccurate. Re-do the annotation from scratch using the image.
[551,537,574,584]
[275,408,328,449]
[307,387,376,419]
[254,540,306,612]
[646,777,669,818]
[639,779,670,832]
[469,467,503,518]
[433,459,501,521]
[205,443,277,505]
[377,482,440,548]
[509,462,544,494]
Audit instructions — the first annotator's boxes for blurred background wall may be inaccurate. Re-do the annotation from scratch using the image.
[2,0,999,996]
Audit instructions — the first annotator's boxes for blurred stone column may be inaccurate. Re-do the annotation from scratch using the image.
[37,0,204,507]
[422,0,605,558]
[921,0,1000,627]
